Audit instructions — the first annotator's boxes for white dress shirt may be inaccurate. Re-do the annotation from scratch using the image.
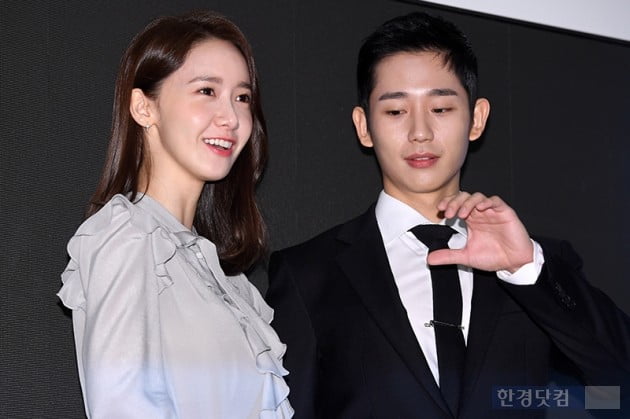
[374,191,544,385]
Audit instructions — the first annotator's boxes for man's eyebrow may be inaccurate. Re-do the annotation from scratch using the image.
[428,88,458,96]
[377,88,458,101]
[377,91,407,101]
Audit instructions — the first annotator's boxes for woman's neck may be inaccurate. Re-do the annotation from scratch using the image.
[140,177,202,229]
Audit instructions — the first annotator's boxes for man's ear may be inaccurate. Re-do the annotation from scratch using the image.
[352,106,373,148]
[469,98,490,142]
[129,88,155,128]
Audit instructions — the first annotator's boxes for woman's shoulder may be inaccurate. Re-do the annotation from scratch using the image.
[74,194,140,239]
[59,194,168,310]
[67,194,176,264]
[73,194,168,244]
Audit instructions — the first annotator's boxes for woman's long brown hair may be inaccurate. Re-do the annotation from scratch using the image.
[89,11,268,275]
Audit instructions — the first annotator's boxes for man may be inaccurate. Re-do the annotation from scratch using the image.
[266,12,630,418]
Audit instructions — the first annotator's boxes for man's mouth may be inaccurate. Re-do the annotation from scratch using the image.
[405,153,439,167]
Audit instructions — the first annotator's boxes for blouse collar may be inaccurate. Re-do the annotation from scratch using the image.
[131,193,198,247]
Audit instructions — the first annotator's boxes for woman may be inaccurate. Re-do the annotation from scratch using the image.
[58,11,293,418]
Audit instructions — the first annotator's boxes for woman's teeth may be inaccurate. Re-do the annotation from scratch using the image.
[203,138,233,150]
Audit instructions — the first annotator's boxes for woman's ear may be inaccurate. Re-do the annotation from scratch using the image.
[469,98,490,142]
[129,88,155,128]
[352,106,373,148]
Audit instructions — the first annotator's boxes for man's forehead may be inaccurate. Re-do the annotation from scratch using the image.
[371,52,463,94]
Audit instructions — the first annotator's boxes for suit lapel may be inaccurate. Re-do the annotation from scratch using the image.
[458,270,504,412]
[335,207,451,415]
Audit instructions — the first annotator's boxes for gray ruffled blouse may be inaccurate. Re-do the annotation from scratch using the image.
[58,194,293,418]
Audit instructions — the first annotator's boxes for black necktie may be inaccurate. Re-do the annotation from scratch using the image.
[410,224,466,416]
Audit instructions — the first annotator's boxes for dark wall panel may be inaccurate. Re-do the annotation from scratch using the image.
[509,27,630,305]
[2,0,628,417]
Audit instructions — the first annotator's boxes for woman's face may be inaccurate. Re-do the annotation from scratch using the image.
[145,38,253,192]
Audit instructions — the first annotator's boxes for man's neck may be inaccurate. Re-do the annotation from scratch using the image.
[382,189,456,223]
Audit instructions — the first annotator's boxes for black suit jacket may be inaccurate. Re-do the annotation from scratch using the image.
[266,205,630,418]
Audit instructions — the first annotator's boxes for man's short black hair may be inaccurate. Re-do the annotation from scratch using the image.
[357,12,478,114]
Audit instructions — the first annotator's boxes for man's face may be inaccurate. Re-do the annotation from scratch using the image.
[353,51,488,208]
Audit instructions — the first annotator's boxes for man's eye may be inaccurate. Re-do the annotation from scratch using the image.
[433,107,452,114]
[199,87,215,96]
[236,93,251,103]
[386,110,403,116]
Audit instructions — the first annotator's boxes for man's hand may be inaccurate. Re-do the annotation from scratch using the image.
[429,192,534,273]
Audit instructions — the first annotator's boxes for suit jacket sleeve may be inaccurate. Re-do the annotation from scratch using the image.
[500,237,630,387]
[267,250,318,419]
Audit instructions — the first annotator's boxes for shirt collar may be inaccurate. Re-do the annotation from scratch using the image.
[132,193,199,247]
[375,190,468,245]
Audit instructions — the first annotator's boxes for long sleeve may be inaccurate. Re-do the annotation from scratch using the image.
[500,238,630,388]
[266,251,318,419]
[59,199,175,419]
[60,195,293,419]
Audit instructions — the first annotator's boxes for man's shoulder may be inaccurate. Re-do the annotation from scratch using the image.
[532,235,583,271]
[532,235,577,257]
[272,205,376,262]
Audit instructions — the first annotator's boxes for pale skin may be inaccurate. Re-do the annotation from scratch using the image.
[352,51,533,274]
[128,39,253,229]
[433,192,534,274]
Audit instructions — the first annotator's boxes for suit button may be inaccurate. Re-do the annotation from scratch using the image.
[552,281,576,310]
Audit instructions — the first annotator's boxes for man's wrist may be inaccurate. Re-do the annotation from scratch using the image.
[497,240,545,285]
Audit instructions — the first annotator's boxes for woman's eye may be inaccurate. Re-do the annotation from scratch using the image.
[199,87,215,96]
[236,93,251,103]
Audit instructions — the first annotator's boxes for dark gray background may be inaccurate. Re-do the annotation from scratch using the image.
[1,0,629,417]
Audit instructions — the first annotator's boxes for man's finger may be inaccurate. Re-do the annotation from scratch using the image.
[441,192,473,218]
[426,248,466,266]
[455,192,490,219]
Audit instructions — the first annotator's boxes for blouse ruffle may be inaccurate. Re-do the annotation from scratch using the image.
[196,239,293,418]
[58,195,177,309]
[58,194,293,418]
[58,242,84,311]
